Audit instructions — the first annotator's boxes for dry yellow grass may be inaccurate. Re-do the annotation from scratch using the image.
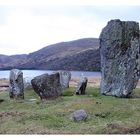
[70,77,140,88]
[0,78,9,92]
[1,77,140,91]
[70,77,101,87]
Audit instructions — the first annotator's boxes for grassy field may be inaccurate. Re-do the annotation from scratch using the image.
[0,87,140,134]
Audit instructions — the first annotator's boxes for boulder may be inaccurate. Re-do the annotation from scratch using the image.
[31,72,62,100]
[59,71,71,89]
[72,109,88,122]
[9,69,24,99]
[100,19,140,97]
[76,76,88,95]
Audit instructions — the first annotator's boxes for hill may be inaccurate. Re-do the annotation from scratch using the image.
[0,38,100,71]
[0,54,28,70]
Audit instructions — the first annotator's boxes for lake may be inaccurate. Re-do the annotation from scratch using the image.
[0,70,101,79]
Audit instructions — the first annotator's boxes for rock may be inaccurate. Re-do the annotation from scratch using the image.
[23,77,32,90]
[72,109,88,122]
[31,72,62,100]
[76,76,88,95]
[100,19,140,97]
[9,69,24,99]
[59,71,71,89]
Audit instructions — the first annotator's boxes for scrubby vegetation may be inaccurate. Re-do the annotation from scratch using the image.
[0,87,140,134]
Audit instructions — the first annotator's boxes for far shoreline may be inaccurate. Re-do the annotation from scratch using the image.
[0,70,101,79]
[1,76,140,92]
[0,69,101,72]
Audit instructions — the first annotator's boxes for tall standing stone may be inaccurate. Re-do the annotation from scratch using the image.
[31,72,62,100]
[59,71,71,89]
[100,19,140,97]
[9,69,24,99]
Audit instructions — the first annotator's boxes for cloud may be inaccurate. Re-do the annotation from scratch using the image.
[0,6,102,55]
[0,5,140,55]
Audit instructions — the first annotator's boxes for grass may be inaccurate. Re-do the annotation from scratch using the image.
[0,87,140,134]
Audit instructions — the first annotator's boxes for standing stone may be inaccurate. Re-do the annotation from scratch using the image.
[100,19,140,97]
[76,76,88,95]
[9,69,24,99]
[59,71,71,89]
[23,77,32,90]
[31,72,62,100]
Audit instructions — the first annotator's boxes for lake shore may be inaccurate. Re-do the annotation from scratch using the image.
[0,78,9,92]
[1,77,140,92]
[70,78,140,88]
[70,77,101,87]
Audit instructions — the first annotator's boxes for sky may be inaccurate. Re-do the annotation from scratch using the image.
[0,2,140,55]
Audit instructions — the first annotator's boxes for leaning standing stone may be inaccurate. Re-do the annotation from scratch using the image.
[9,69,24,99]
[100,19,140,97]
[59,71,71,89]
[31,72,62,100]
[76,76,88,95]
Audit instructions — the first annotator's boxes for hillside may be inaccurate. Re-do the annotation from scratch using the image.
[0,54,28,70]
[35,49,100,71]
[0,38,100,71]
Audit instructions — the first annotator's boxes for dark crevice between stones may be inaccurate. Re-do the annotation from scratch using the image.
[0,99,4,103]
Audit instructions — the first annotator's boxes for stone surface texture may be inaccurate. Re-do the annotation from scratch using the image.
[72,109,88,122]
[31,72,62,100]
[100,19,140,97]
[76,76,88,95]
[59,71,71,89]
[23,77,32,90]
[9,69,24,99]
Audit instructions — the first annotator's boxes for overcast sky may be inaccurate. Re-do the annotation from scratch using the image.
[0,5,140,55]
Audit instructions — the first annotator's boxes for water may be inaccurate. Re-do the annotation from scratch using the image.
[0,70,101,79]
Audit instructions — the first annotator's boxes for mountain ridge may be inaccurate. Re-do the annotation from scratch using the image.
[0,38,100,71]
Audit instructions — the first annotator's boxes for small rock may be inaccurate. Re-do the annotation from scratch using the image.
[72,109,88,122]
